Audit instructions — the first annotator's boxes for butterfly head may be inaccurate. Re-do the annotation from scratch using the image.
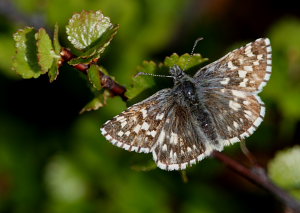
[170,65,185,80]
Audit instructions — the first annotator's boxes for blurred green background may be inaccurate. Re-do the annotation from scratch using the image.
[1,0,300,212]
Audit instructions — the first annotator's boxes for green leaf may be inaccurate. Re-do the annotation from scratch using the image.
[66,10,119,65]
[47,24,62,83]
[66,10,113,50]
[48,59,60,83]
[126,61,157,99]
[53,23,62,54]
[268,146,300,200]
[87,64,102,90]
[68,24,119,65]
[36,28,55,73]
[164,53,208,70]
[80,91,109,114]
[68,52,101,66]
[12,27,42,79]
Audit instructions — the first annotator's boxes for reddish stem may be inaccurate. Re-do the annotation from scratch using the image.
[60,48,128,100]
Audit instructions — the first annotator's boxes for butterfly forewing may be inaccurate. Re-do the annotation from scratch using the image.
[101,89,172,153]
[193,38,271,145]
[194,38,271,93]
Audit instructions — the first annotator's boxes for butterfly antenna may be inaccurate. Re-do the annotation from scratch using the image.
[183,37,203,71]
[135,72,174,79]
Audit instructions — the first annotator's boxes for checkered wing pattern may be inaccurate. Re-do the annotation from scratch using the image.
[194,38,271,144]
[102,90,214,171]
[101,89,173,153]
[101,38,272,171]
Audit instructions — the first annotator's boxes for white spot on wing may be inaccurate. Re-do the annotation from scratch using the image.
[150,130,157,137]
[244,66,253,72]
[239,81,246,87]
[168,164,179,170]
[233,121,239,129]
[253,61,260,65]
[117,131,124,137]
[101,128,107,135]
[240,132,249,138]
[116,116,124,121]
[141,108,148,118]
[244,110,252,116]
[238,70,247,78]
[229,100,241,111]
[156,113,164,120]
[133,124,141,133]
[264,38,270,46]
[157,130,166,144]
[157,161,166,170]
[228,61,237,70]
[257,54,263,60]
[232,90,246,98]
[243,100,250,105]
[253,117,263,127]
[220,78,230,85]
[170,132,178,145]
[247,126,256,134]
[141,122,150,130]
[264,73,271,81]
[260,106,266,117]
[123,144,130,150]
[229,137,239,143]
[121,121,127,128]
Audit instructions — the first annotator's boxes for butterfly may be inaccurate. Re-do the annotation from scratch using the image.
[101,38,272,171]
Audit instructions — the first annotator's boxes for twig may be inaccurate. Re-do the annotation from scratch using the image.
[60,48,128,101]
[212,151,300,213]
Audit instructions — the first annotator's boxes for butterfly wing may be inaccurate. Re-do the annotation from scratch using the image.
[194,38,271,145]
[101,89,173,153]
[101,88,217,171]
[152,102,223,170]
[101,38,272,171]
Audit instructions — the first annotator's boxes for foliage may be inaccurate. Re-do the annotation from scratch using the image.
[268,146,300,200]
[0,1,300,213]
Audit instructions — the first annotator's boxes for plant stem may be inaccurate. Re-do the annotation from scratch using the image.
[212,151,300,212]
[60,48,127,101]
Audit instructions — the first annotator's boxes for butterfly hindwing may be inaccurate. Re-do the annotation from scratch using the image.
[153,103,222,170]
